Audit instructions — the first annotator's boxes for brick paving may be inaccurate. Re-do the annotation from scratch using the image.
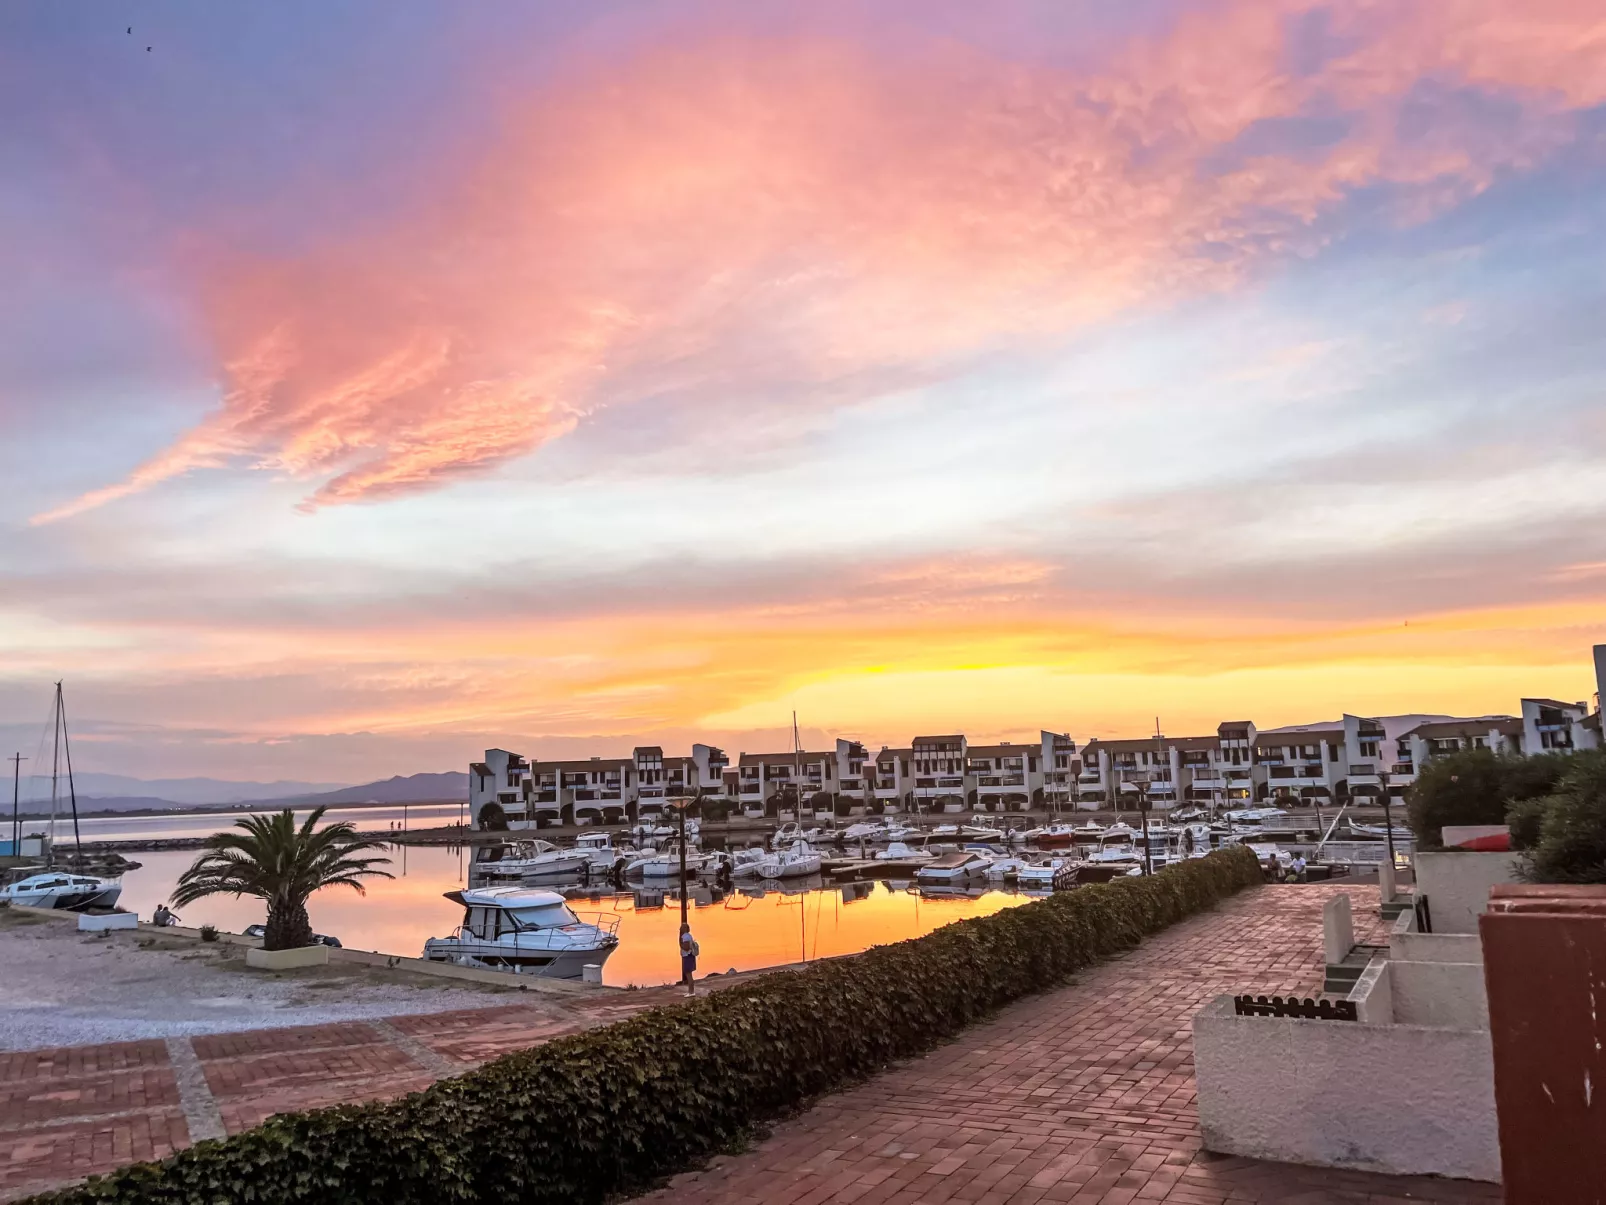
[0,885,1497,1204]
[0,981,690,1201]
[633,885,1499,1205]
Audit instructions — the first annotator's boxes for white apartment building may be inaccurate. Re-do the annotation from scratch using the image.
[470,647,1605,827]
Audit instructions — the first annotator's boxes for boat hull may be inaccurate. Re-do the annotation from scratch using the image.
[422,939,617,979]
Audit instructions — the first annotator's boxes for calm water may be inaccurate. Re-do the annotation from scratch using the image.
[106,815,1033,986]
[31,803,466,844]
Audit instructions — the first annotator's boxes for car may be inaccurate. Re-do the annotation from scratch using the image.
[241,923,341,947]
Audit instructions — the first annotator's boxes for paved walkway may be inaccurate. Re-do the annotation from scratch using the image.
[634,884,1499,1205]
[1,885,1499,1204]
[0,983,686,1201]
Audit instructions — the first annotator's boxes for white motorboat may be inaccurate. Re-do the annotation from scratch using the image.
[727,847,773,877]
[1224,808,1288,827]
[772,822,823,847]
[0,872,122,911]
[423,887,619,978]
[627,843,722,878]
[1015,857,1071,889]
[874,840,935,864]
[842,821,887,842]
[959,823,1006,841]
[572,830,633,871]
[751,840,823,879]
[1346,821,1414,840]
[983,856,1031,882]
[914,850,991,883]
[475,840,591,882]
[930,823,960,838]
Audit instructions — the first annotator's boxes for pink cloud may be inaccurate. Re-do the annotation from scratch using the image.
[36,0,1606,522]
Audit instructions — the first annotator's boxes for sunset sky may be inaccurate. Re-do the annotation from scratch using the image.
[3,1,1605,783]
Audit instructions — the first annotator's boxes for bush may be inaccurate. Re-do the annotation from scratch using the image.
[1520,750,1606,884]
[27,849,1260,1205]
[476,802,508,831]
[1405,748,1568,849]
[197,925,218,943]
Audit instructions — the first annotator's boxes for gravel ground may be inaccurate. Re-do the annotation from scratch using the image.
[0,910,517,1051]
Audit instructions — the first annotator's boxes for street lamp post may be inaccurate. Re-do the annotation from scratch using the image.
[668,794,694,929]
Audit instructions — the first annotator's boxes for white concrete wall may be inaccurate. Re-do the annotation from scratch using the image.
[1389,960,1488,1029]
[1413,851,1520,935]
[1391,931,1482,964]
[1194,995,1500,1183]
[1348,956,1393,1025]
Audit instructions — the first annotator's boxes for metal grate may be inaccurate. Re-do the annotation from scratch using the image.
[1233,994,1358,1021]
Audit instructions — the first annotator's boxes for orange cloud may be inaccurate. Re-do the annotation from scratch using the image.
[35,0,1606,523]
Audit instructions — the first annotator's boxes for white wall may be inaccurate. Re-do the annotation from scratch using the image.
[1390,961,1489,1030]
[1413,851,1520,935]
[1193,995,1500,1182]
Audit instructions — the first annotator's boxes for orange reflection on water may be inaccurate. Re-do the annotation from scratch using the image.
[116,845,1032,987]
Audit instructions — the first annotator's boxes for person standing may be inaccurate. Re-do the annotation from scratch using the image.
[679,921,699,996]
[1292,853,1308,883]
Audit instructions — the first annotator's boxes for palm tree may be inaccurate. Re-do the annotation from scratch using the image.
[172,807,393,950]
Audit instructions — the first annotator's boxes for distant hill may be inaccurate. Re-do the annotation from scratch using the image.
[274,772,470,805]
[66,773,350,806]
[12,771,465,815]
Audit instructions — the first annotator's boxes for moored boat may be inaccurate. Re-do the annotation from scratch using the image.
[422,887,619,978]
[0,872,122,911]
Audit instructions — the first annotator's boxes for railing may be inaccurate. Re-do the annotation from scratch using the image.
[1234,995,1356,1021]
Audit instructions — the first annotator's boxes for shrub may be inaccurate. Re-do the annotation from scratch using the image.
[1405,748,1568,849]
[197,925,217,943]
[1520,750,1606,884]
[476,802,508,831]
[26,848,1260,1205]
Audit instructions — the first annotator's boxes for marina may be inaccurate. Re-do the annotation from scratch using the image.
[40,802,1413,987]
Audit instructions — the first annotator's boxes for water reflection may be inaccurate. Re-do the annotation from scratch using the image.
[115,844,1032,987]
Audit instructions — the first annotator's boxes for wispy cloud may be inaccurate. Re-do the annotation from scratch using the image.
[33,0,1606,522]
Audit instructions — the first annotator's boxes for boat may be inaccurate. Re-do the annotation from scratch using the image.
[873,840,935,864]
[914,850,991,884]
[984,856,1031,882]
[0,872,122,911]
[930,823,960,838]
[772,822,823,847]
[842,821,887,842]
[750,840,823,879]
[1223,808,1288,827]
[1346,821,1414,840]
[958,822,1006,841]
[627,843,723,879]
[573,830,631,870]
[1024,822,1080,848]
[726,847,773,877]
[422,887,620,978]
[474,840,591,881]
[1015,857,1071,889]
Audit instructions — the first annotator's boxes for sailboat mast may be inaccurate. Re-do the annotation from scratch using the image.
[59,685,83,859]
[49,682,61,867]
[8,753,24,858]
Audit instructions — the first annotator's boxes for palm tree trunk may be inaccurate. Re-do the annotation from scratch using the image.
[264,897,314,951]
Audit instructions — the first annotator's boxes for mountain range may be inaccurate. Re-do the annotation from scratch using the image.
[13,771,469,813]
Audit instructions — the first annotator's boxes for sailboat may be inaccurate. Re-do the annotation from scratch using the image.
[0,683,122,912]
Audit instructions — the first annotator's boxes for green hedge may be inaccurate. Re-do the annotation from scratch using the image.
[32,846,1260,1205]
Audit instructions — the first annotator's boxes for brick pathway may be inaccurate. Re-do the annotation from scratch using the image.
[633,884,1499,1205]
[0,983,684,1202]
[1,886,1498,1204]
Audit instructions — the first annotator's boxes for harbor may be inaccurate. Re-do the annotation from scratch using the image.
[2,797,1412,990]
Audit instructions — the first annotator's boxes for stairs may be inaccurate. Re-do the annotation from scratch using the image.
[1322,943,1388,996]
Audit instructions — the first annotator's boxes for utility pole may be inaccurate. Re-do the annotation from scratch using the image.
[8,754,25,857]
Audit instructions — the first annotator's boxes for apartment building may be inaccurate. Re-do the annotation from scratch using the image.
[1386,717,1524,796]
[470,743,731,829]
[470,647,1605,827]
